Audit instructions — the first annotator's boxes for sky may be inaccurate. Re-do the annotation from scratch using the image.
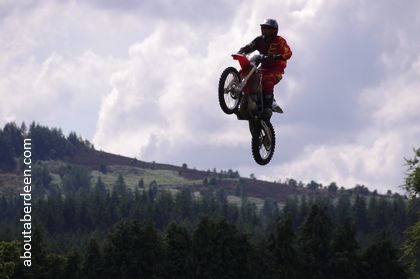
[1,0,419,194]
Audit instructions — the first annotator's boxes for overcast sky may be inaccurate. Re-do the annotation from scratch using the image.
[1,0,419,193]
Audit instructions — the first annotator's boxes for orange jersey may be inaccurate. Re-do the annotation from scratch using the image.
[239,35,292,72]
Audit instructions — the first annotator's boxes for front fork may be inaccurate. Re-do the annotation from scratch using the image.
[239,66,257,92]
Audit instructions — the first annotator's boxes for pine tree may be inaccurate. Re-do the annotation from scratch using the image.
[405,148,420,197]
[102,220,165,279]
[82,237,103,279]
[282,196,299,229]
[192,217,254,279]
[2,121,24,156]
[361,236,408,279]
[266,217,302,278]
[335,193,351,225]
[138,178,144,188]
[0,132,16,171]
[23,225,49,278]
[367,196,379,234]
[0,240,20,279]
[154,190,174,229]
[352,195,369,234]
[94,176,107,198]
[62,166,91,194]
[166,222,193,279]
[64,249,82,279]
[298,205,333,279]
[402,148,420,277]
[114,174,127,197]
[62,196,77,231]
[44,254,66,278]
[402,221,420,276]
[261,199,276,225]
[327,220,362,278]
[296,195,309,227]
[175,188,193,220]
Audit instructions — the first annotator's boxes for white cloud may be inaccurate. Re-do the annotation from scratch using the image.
[0,48,120,137]
[270,132,406,191]
[92,21,243,157]
[0,1,141,137]
[1,0,419,193]
[259,7,420,192]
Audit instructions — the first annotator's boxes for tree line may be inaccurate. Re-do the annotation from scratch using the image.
[0,205,411,278]
[0,122,92,171]
[0,164,418,244]
[0,122,419,277]
[0,165,419,278]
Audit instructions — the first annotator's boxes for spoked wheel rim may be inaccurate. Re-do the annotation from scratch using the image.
[218,67,241,114]
[257,128,272,160]
[251,120,275,165]
[223,72,240,110]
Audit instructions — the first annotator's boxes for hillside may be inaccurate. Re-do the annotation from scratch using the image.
[0,121,401,203]
[1,122,419,278]
[71,148,323,199]
[0,146,316,204]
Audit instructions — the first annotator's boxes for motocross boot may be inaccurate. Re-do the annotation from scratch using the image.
[272,98,283,113]
[262,94,274,120]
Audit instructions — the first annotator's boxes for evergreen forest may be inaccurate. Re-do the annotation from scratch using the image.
[0,122,419,278]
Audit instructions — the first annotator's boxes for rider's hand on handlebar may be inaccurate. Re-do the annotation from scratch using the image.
[274,54,285,60]
[262,54,285,61]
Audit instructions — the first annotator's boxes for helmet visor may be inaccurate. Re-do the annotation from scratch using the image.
[261,26,277,37]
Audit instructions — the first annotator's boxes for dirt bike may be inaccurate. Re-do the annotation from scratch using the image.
[218,54,279,165]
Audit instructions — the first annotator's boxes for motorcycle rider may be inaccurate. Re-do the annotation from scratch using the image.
[238,18,292,113]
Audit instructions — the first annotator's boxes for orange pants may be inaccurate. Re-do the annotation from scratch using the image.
[261,68,283,94]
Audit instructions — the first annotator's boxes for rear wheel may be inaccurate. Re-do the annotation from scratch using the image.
[218,67,241,114]
[251,120,275,165]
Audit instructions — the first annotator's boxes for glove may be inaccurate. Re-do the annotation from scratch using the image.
[238,46,251,55]
[262,54,285,61]
[274,54,285,60]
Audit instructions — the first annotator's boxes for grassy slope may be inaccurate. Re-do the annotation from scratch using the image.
[0,148,312,205]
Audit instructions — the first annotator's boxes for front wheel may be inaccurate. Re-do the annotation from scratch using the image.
[218,67,241,114]
[251,120,275,165]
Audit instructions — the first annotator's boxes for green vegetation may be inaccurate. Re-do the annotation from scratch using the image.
[402,148,420,278]
[90,165,201,189]
[405,148,420,198]
[1,170,418,278]
[0,122,419,278]
[1,193,415,278]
